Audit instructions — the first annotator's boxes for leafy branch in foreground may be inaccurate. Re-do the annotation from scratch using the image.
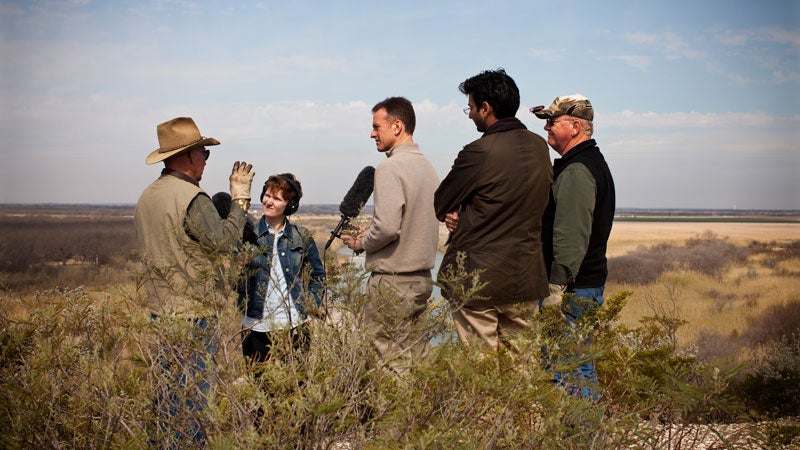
[0,254,792,448]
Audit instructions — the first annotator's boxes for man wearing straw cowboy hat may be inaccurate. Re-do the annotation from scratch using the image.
[134,116,254,445]
[136,116,255,316]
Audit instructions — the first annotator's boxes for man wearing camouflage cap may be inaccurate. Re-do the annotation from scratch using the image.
[531,94,615,399]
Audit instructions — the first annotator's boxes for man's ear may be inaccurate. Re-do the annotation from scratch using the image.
[481,101,493,115]
[392,120,403,135]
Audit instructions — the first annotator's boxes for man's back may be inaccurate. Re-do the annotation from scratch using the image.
[436,125,552,305]
[135,174,215,317]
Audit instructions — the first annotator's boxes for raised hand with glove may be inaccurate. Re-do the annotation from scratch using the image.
[229,161,255,210]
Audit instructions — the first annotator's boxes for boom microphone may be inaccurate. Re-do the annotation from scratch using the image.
[325,166,375,250]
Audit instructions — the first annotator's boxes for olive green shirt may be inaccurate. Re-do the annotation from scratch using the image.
[550,162,596,285]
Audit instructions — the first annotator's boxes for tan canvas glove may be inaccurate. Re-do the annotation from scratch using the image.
[229,161,255,200]
[541,283,567,307]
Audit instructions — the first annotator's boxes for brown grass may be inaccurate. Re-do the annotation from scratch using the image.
[606,223,800,360]
[607,222,800,257]
[3,207,798,362]
[2,207,799,445]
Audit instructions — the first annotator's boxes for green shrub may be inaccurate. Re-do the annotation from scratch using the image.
[735,332,800,419]
[0,254,788,448]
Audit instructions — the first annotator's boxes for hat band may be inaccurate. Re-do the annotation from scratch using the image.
[158,136,206,153]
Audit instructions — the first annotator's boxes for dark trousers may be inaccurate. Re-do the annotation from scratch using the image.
[241,324,310,365]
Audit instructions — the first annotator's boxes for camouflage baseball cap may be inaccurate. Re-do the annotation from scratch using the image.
[530,94,594,121]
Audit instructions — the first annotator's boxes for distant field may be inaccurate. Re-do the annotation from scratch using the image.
[3,204,798,260]
[607,221,800,257]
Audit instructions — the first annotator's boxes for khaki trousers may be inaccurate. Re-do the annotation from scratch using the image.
[452,301,538,352]
[366,271,433,366]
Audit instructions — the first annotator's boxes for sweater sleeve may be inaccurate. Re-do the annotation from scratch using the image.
[550,163,596,285]
[361,162,403,253]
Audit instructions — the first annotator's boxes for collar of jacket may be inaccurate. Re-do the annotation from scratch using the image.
[256,216,298,241]
[386,141,420,158]
[553,139,598,171]
[483,117,527,137]
[160,168,200,187]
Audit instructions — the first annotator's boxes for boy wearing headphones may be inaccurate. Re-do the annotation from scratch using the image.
[237,173,325,364]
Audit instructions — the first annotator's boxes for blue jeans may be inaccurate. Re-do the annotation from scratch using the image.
[152,315,217,447]
[543,286,605,400]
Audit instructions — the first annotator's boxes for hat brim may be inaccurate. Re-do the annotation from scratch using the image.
[533,108,557,119]
[145,137,220,165]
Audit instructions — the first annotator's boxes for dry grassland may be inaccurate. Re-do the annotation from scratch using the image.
[607,221,800,257]
[606,221,800,355]
[2,207,797,359]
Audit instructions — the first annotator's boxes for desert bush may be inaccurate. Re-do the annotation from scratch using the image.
[741,299,800,346]
[735,332,800,419]
[683,232,749,276]
[606,243,672,285]
[0,287,151,448]
[597,288,747,425]
[608,232,749,285]
[0,246,789,448]
[695,328,740,361]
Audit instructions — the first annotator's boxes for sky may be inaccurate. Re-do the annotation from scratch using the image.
[1,0,798,209]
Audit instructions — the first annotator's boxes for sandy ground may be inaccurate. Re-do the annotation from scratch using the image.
[607,221,800,256]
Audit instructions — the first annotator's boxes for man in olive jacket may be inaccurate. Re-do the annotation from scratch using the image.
[435,69,552,351]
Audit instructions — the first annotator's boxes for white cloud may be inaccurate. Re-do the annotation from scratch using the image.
[602,110,798,130]
[713,26,800,48]
[527,48,564,61]
[601,54,652,71]
[622,31,705,60]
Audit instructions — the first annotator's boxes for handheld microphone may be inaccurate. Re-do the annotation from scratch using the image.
[325,166,375,250]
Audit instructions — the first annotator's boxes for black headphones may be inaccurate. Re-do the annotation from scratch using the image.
[261,174,302,216]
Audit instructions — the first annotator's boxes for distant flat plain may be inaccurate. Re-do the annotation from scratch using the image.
[1,204,797,257]
[607,221,800,257]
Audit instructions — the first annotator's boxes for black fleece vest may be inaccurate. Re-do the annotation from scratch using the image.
[542,139,615,288]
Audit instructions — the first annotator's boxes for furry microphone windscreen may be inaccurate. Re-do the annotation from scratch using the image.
[339,166,375,218]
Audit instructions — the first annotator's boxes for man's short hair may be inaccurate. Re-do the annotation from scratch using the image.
[459,68,520,119]
[372,96,416,135]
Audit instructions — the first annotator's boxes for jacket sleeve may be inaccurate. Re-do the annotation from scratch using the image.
[550,163,596,285]
[184,193,247,253]
[434,144,483,221]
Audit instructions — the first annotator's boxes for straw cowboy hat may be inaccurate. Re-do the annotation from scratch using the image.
[145,117,220,165]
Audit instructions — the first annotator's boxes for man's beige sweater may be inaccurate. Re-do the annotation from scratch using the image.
[361,142,440,273]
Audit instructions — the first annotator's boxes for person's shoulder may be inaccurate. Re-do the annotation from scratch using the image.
[463,135,491,152]
[509,127,547,146]
[560,162,595,184]
[288,221,312,237]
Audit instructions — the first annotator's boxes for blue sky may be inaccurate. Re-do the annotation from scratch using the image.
[1,0,798,209]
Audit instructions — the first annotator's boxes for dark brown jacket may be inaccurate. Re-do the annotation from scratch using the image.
[435,118,552,306]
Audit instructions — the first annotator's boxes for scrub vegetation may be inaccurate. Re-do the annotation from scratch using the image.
[0,206,798,448]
